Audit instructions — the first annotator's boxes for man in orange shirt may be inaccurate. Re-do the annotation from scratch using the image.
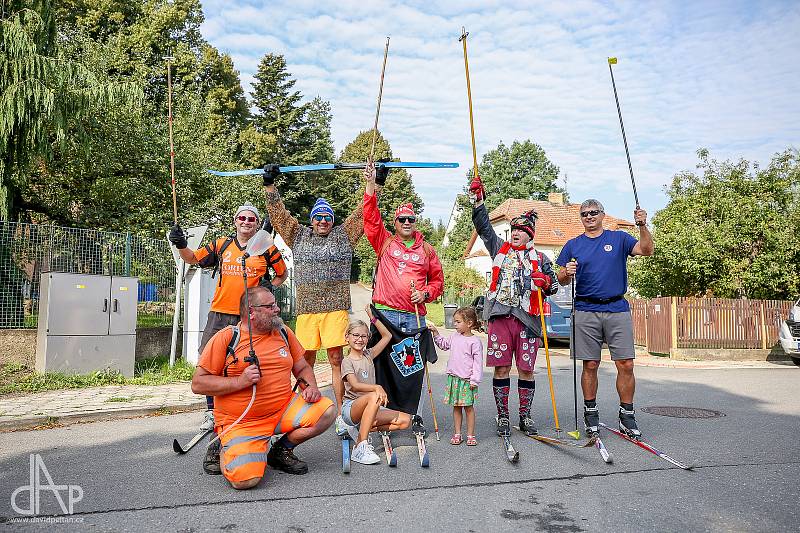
[169,202,288,474]
[192,286,334,490]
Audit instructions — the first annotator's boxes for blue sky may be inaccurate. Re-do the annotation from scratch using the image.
[200,0,800,224]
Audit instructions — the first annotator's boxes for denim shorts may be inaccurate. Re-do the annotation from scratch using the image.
[379,308,427,333]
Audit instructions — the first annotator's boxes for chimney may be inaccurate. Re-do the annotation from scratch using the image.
[548,192,564,205]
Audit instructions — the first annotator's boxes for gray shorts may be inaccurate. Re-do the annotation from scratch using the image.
[572,310,635,361]
[198,311,239,354]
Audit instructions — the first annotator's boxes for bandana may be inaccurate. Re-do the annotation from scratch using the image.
[395,203,415,219]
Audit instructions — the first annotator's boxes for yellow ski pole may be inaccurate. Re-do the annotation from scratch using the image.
[459,27,480,181]
[411,281,440,441]
[536,288,561,437]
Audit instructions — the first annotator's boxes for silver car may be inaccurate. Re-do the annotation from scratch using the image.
[778,297,800,366]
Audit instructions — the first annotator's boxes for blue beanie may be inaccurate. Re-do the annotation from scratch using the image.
[310,198,334,222]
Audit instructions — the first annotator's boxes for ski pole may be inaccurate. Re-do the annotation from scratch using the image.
[164,54,178,224]
[459,27,480,181]
[607,57,640,210]
[411,281,440,441]
[536,288,561,437]
[369,37,390,161]
[568,267,580,440]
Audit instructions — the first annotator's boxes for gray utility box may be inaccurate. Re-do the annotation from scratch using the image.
[36,272,138,377]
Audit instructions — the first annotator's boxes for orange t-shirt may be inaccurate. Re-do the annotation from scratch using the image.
[195,237,287,315]
[198,324,305,426]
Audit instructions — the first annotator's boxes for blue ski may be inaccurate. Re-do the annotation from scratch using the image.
[207,161,459,176]
[341,434,351,474]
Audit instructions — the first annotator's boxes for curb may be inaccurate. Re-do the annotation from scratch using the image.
[0,370,334,433]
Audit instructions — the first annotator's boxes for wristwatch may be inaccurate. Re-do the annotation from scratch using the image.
[423,290,430,302]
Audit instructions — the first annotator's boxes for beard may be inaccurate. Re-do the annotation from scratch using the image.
[250,314,284,333]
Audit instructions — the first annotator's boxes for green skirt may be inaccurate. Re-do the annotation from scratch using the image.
[443,374,476,407]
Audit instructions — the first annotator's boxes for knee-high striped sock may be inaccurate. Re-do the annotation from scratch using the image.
[493,377,511,418]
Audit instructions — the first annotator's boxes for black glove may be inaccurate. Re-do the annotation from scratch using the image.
[168,224,188,249]
[263,163,281,186]
[261,214,274,234]
[375,158,391,186]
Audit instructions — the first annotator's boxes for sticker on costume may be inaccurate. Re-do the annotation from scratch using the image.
[360,370,369,379]
[522,343,529,350]
[520,331,527,339]
[522,354,530,362]
[493,342,499,349]
[402,253,410,261]
[500,344,508,351]
[495,352,503,359]
[393,249,402,257]
[411,254,420,262]
[279,348,288,358]
[490,334,497,342]
[604,244,613,252]
[389,335,424,377]
[487,349,494,356]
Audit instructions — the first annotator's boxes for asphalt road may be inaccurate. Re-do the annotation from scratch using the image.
[1,355,798,532]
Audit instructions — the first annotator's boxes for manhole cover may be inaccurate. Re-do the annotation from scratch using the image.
[641,406,724,418]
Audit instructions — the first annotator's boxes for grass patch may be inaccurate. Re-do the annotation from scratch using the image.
[105,396,134,403]
[137,313,173,328]
[0,356,195,396]
[425,302,444,327]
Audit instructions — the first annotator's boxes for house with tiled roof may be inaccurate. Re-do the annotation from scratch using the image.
[463,193,635,283]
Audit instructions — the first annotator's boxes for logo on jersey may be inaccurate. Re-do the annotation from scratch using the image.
[389,335,424,377]
[604,244,613,252]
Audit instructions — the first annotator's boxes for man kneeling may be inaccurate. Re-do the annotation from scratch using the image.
[192,286,335,490]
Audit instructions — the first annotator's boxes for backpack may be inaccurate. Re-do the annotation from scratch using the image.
[211,236,274,289]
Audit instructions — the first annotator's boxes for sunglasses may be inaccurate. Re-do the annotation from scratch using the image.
[236,215,257,223]
[251,302,279,310]
[397,216,416,224]
[580,210,604,218]
[312,214,333,222]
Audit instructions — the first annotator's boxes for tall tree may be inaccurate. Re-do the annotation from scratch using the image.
[0,0,138,219]
[250,53,309,162]
[629,149,800,299]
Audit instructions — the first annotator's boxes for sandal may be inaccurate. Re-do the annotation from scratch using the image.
[450,433,463,445]
[466,435,477,446]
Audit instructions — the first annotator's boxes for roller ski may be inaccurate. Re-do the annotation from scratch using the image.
[599,422,692,470]
[412,415,430,468]
[496,416,519,463]
[584,405,612,462]
[515,415,596,449]
[380,432,398,467]
[341,433,351,473]
[172,428,212,454]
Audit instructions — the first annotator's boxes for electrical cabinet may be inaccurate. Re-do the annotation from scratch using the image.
[36,273,138,377]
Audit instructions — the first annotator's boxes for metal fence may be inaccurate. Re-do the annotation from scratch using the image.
[0,221,176,328]
[630,297,793,353]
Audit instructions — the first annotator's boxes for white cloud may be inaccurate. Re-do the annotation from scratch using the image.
[200,0,800,222]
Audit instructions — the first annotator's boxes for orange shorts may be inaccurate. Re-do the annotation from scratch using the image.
[218,394,333,483]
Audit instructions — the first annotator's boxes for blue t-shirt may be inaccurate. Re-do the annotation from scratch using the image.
[556,230,638,313]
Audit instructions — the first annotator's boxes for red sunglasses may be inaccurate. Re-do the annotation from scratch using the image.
[236,215,257,223]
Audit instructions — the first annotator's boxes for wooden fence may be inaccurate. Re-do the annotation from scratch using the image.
[630,297,792,354]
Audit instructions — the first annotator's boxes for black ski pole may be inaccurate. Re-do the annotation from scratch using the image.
[607,57,641,211]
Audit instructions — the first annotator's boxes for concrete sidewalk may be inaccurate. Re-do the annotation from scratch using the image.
[0,362,333,432]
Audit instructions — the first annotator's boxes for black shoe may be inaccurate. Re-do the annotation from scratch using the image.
[584,406,600,437]
[619,407,642,440]
[518,416,538,436]
[267,444,308,475]
[496,416,511,437]
[412,414,427,437]
[203,439,222,475]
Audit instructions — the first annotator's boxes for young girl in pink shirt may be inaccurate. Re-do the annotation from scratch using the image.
[429,307,483,446]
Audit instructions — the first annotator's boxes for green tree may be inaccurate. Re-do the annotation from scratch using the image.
[0,0,138,219]
[629,149,800,299]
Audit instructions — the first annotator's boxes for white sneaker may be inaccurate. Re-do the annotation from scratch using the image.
[351,440,381,465]
[335,415,348,436]
[199,410,214,432]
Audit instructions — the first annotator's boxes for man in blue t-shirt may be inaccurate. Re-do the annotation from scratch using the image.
[556,199,653,439]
